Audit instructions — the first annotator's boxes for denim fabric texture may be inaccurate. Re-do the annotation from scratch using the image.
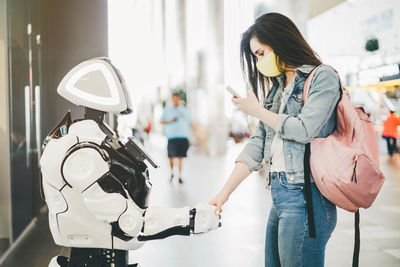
[265,172,337,267]
[235,65,341,184]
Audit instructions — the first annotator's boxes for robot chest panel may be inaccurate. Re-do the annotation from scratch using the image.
[102,145,152,209]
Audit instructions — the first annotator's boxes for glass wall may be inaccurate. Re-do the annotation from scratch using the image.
[0,0,11,259]
[2,0,109,260]
[7,0,42,242]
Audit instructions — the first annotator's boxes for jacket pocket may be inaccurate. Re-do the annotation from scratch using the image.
[286,93,303,115]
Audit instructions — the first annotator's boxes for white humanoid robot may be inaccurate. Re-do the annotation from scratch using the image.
[40,58,221,267]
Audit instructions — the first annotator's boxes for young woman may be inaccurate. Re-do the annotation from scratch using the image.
[210,12,340,267]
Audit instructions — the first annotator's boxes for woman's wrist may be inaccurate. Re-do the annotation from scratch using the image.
[255,107,278,129]
[220,188,232,198]
[253,105,266,121]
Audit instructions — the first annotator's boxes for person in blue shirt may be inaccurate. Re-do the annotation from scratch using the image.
[160,92,192,183]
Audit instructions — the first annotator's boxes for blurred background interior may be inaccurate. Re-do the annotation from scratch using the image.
[1,0,400,266]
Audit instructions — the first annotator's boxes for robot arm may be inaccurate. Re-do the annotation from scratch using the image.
[138,203,220,241]
[80,180,221,242]
[62,140,220,243]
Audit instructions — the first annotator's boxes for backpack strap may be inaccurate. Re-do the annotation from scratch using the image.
[353,210,360,267]
[303,65,325,102]
[302,64,324,239]
[303,143,316,238]
[303,64,343,102]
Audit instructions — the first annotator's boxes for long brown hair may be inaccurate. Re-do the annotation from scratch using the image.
[240,12,322,99]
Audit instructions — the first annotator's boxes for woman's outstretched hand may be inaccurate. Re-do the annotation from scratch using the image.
[232,90,262,118]
[209,191,230,215]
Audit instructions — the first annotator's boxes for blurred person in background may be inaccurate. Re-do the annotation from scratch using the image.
[160,92,192,184]
[210,12,339,267]
[382,110,400,157]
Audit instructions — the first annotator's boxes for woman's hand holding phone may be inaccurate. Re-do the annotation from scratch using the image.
[226,86,241,98]
[228,87,262,118]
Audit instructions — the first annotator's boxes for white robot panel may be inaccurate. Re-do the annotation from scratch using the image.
[143,206,190,236]
[118,200,144,237]
[62,147,109,192]
[40,134,78,190]
[68,120,107,145]
[56,185,114,249]
[42,181,67,245]
[82,183,128,222]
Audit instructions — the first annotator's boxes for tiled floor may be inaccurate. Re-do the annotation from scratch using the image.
[1,135,400,267]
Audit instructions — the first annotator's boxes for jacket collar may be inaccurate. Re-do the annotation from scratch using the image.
[267,64,318,100]
[275,65,317,81]
[296,64,317,75]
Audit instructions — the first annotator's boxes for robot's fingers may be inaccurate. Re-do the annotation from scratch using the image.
[193,202,221,234]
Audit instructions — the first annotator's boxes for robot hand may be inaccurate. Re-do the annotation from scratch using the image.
[192,202,221,234]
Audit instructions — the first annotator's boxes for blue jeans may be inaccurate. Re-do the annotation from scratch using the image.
[265,172,337,267]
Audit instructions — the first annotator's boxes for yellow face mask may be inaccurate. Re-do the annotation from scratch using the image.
[256,51,283,77]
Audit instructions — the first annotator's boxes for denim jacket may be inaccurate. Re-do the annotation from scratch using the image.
[235,65,341,184]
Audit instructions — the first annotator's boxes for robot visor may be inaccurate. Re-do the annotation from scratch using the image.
[57,57,133,115]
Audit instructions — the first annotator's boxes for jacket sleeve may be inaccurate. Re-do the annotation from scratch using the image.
[235,120,265,171]
[274,66,340,144]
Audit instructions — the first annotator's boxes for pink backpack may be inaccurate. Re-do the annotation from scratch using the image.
[303,65,385,212]
[302,65,385,266]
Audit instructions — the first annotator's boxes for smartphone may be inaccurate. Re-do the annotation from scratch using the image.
[226,86,240,98]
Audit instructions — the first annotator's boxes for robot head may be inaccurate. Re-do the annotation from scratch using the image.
[58,57,132,114]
